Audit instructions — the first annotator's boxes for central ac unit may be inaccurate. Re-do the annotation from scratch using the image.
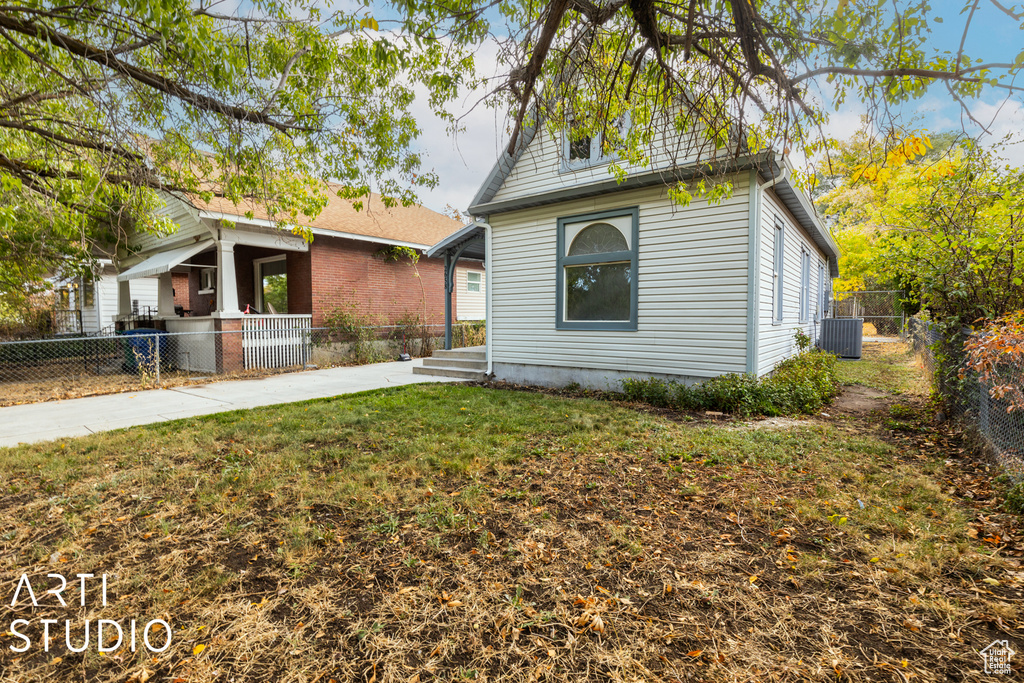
[820,318,863,359]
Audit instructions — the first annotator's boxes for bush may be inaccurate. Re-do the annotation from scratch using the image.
[620,348,840,417]
[1005,479,1024,516]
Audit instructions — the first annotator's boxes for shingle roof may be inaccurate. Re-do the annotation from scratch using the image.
[192,185,466,249]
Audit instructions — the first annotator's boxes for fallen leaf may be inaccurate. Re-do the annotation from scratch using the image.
[193,644,206,656]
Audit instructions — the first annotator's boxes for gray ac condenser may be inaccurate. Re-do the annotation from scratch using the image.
[820,318,863,359]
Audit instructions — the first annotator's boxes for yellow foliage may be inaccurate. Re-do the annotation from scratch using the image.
[851,134,932,185]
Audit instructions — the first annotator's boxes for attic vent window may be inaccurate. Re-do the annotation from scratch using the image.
[569,133,592,162]
[561,116,628,172]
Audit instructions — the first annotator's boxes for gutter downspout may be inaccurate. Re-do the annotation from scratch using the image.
[761,163,789,192]
[483,221,493,377]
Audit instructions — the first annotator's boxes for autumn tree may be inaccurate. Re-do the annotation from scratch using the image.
[3,0,1024,305]
[394,0,1023,177]
[815,128,963,293]
[0,0,473,302]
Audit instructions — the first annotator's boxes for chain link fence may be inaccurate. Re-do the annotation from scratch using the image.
[909,318,1024,484]
[0,322,485,408]
[832,290,906,337]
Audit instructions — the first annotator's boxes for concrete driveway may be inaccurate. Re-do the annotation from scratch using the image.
[0,359,463,448]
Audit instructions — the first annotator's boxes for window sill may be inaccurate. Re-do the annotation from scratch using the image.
[198,288,215,295]
[557,321,637,331]
[559,155,617,175]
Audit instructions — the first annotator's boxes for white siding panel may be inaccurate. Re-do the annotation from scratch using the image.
[756,190,829,376]
[456,266,486,321]
[132,193,210,253]
[490,176,751,380]
[491,117,722,204]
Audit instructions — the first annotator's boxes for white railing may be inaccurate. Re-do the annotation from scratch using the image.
[242,314,312,370]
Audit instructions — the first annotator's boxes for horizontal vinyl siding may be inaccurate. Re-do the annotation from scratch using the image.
[456,267,486,320]
[490,175,751,380]
[757,190,829,375]
[132,193,209,253]
[491,117,720,204]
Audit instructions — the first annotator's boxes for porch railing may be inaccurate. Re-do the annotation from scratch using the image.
[241,314,312,370]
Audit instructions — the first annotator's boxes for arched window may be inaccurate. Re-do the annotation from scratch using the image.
[557,209,638,330]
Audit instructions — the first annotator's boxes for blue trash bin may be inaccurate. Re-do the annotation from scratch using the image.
[120,328,169,372]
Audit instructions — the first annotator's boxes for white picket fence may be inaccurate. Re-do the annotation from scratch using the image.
[242,315,312,370]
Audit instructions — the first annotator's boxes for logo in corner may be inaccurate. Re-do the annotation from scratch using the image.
[981,640,1016,675]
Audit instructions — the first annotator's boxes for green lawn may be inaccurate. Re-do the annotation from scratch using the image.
[0,352,1020,682]
[835,341,931,394]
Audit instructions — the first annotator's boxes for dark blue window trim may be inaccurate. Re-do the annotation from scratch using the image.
[556,207,639,331]
[773,218,785,324]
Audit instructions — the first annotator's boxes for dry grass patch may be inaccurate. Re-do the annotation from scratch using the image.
[0,376,1020,682]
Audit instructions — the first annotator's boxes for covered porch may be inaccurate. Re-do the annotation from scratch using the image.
[116,228,313,373]
[417,222,489,380]
[425,222,488,350]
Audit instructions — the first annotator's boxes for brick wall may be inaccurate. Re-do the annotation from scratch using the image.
[287,249,313,316]
[171,272,190,310]
[190,251,216,317]
[174,238,454,326]
[309,236,449,327]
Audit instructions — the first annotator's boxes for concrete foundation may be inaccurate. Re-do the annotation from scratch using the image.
[492,362,707,392]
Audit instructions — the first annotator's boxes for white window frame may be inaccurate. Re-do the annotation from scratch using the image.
[560,115,628,173]
[253,255,287,311]
[466,271,481,293]
[198,267,216,295]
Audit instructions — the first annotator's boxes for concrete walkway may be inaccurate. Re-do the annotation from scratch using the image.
[0,359,463,448]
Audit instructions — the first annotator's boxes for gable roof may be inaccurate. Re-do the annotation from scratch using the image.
[468,113,539,214]
[189,184,465,250]
[468,117,839,277]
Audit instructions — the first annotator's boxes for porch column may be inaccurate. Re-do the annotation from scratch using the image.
[118,279,132,317]
[444,252,453,350]
[216,239,239,313]
[157,272,175,317]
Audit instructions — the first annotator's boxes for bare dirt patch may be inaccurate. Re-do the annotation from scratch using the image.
[833,384,891,415]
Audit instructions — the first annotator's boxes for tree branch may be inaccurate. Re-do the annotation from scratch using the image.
[0,11,314,133]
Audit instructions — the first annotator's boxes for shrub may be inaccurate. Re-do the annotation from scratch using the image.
[1006,479,1024,515]
[620,347,840,417]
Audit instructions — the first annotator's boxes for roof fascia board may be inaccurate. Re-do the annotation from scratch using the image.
[307,228,431,251]
[468,155,765,216]
[426,222,486,259]
[196,210,432,251]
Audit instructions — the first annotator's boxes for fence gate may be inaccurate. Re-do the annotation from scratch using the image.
[832,290,905,338]
[242,315,312,369]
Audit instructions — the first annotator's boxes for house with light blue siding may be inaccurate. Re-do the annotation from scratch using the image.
[445,115,840,390]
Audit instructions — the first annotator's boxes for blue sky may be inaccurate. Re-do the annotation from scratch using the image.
[403,2,1024,213]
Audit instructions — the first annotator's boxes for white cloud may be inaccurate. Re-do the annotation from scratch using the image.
[409,39,511,216]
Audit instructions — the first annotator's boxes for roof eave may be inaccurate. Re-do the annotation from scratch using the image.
[195,210,433,251]
[426,222,487,259]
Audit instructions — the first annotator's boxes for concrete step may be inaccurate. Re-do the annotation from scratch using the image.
[432,347,486,361]
[413,365,487,381]
[422,357,487,371]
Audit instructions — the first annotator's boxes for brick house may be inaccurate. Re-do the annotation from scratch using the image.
[115,187,483,371]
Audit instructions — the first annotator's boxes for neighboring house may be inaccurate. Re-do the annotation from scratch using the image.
[430,114,839,389]
[115,187,475,371]
[51,260,158,335]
